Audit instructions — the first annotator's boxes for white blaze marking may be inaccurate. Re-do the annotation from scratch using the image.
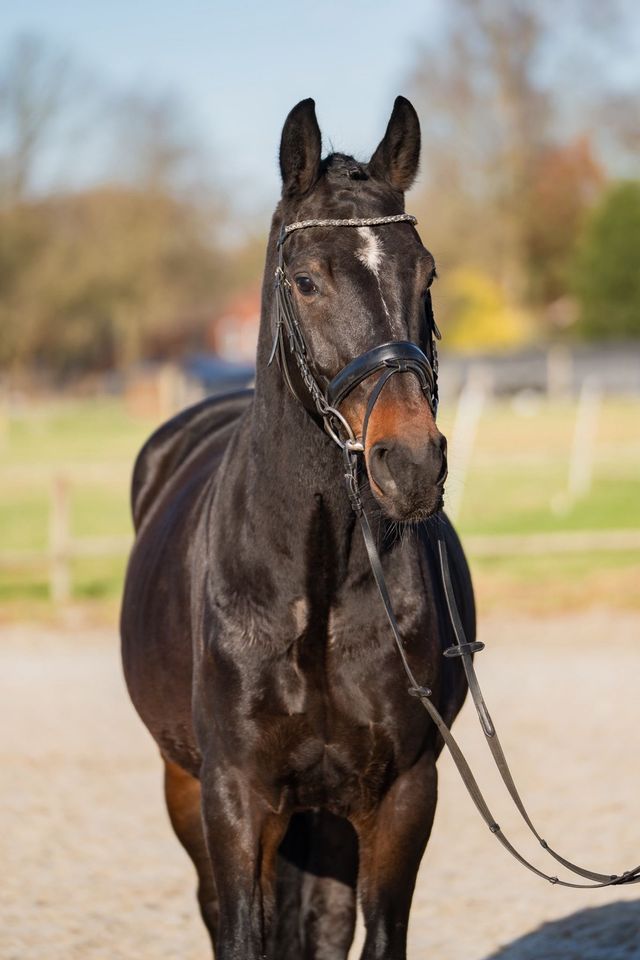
[356,227,383,276]
[292,597,308,636]
[356,227,392,324]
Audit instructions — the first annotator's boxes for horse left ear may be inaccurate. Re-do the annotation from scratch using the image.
[369,96,421,192]
[279,98,322,198]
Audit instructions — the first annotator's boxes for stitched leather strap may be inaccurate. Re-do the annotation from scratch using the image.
[436,539,640,886]
[326,340,435,410]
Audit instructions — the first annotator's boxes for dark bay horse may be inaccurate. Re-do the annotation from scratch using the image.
[121,96,475,960]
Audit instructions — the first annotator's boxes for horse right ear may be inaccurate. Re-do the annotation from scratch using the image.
[279,99,322,198]
[369,96,421,192]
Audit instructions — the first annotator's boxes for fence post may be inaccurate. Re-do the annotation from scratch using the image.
[446,366,489,523]
[567,375,601,502]
[0,400,7,454]
[49,474,71,603]
[547,344,572,398]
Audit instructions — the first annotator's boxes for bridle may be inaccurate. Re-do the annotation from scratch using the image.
[269,213,439,453]
[269,212,640,889]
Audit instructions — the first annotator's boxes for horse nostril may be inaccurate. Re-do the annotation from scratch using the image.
[368,442,399,497]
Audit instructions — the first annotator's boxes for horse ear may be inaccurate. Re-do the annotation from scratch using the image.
[369,96,421,192]
[279,98,322,198]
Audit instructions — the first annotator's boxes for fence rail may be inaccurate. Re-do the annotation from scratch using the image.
[1,473,133,602]
[464,529,640,557]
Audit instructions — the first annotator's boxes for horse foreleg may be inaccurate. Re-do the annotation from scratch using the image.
[163,759,218,953]
[200,762,289,960]
[355,752,438,960]
[272,810,358,960]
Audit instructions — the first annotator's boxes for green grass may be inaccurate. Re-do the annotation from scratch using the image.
[433,396,640,535]
[71,486,133,540]
[0,397,152,622]
[469,548,640,611]
[445,395,640,614]
[0,394,638,622]
[3,397,151,466]
[458,473,640,536]
[0,491,50,551]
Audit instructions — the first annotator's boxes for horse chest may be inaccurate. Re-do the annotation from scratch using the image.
[202,565,434,814]
[225,617,428,815]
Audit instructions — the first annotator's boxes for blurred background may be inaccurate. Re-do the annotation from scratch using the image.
[0,0,638,623]
[2,5,640,959]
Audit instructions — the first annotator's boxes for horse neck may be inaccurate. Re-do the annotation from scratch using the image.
[240,263,358,586]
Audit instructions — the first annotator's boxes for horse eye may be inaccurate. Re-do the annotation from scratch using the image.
[295,276,317,296]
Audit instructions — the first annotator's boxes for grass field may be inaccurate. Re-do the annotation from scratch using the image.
[1,393,639,622]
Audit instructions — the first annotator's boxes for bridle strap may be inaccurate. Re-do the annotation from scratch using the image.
[278,213,418,244]
[271,265,327,420]
[326,340,436,411]
[436,541,640,885]
[360,366,396,451]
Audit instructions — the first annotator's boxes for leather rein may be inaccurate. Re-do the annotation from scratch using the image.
[269,213,640,889]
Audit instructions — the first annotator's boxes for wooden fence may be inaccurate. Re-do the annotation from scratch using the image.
[0,474,131,603]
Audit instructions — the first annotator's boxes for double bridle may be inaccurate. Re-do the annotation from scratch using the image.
[269,212,639,889]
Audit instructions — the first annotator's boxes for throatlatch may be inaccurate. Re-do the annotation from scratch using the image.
[271,213,640,889]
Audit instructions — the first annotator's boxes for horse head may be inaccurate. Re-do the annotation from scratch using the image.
[267,96,447,522]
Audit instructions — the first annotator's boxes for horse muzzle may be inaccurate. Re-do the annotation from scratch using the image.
[367,431,447,520]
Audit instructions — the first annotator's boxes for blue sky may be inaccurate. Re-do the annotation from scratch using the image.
[1,0,443,213]
[2,1,638,217]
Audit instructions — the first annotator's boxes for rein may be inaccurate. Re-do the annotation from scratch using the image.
[270,213,640,889]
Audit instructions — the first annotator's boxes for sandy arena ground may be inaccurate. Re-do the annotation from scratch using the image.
[2,610,640,960]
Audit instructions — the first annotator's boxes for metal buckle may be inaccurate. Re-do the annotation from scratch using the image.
[443,641,486,658]
[342,445,364,515]
[323,405,363,451]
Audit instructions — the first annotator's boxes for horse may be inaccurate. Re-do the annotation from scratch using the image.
[121,95,475,960]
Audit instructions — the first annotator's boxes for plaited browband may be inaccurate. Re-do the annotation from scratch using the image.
[278,213,418,244]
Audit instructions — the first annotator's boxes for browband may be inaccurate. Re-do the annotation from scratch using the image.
[278,213,418,245]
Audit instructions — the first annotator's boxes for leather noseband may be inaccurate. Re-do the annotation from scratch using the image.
[326,339,436,409]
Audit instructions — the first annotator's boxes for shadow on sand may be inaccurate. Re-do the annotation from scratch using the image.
[483,900,640,960]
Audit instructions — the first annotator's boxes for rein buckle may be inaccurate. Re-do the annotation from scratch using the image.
[443,641,486,658]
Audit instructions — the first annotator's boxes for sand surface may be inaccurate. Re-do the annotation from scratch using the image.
[2,610,640,959]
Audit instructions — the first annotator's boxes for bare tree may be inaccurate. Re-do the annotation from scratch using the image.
[407,0,639,308]
[108,91,199,193]
[0,34,77,204]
